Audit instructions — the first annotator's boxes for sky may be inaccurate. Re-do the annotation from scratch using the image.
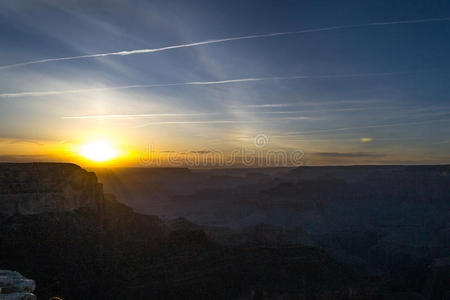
[1,0,450,167]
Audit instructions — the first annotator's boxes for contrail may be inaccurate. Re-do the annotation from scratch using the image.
[289,118,450,135]
[62,108,373,121]
[254,108,371,114]
[134,117,450,129]
[133,120,259,128]
[62,108,368,120]
[62,112,215,119]
[246,104,293,108]
[239,99,386,108]
[0,71,426,98]
[1,16,449,70]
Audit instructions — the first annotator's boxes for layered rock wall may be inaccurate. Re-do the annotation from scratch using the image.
[0,163,104,217]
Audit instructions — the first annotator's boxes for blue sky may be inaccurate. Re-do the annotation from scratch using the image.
[1,0,450,165]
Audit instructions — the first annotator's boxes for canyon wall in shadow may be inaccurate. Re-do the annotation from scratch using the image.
[1,163,449,299]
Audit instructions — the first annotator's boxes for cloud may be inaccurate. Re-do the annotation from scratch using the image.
[290,117,450,135]
[275,116,313,120]
[313,152,384,158]
[246,104,294,108]
[253,108,371,114]
[189,150,213,154]
[5,138,45,146]
[0,154,55,162]
[236,99,388,108]
[61,107,396,126]
[133,120,259,128]
[62,113,215,119]
[0,71,431,98]
[1,16,449,70]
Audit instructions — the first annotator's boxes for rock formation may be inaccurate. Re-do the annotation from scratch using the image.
[1,163,449,298]
[0,163,104,217]
[0,270,36,300]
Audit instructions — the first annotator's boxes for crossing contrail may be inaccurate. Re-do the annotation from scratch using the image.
[0,71,426,98]
[1,16,449,70]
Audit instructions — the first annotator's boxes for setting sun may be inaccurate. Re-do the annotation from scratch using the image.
[79,140,119,162]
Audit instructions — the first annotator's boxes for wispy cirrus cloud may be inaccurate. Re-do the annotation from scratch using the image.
[4,138,45,146]
[252,108,374,114]
[61,107,375,120]
[62,112,216,119]
[133,120,260,128]
[1,16,449,70]
[245,103,294,108]
[0,70,432,98]
[288,117,450,135]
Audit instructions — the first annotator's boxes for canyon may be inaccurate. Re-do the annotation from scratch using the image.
[1,163,449,299]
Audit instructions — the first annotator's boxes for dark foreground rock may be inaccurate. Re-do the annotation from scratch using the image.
[0,270,36,300]
[0,200,362,299]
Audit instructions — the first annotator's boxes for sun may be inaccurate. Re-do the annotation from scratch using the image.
[79,140,119,162]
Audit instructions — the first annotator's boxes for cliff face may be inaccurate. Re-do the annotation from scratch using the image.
[0,270,36,299]
[0,163,104,217]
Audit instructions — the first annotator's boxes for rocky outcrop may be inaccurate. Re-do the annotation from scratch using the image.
[0,270,36,299]
[0,163,104,217]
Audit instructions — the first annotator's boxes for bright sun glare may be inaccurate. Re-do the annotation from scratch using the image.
[79,140,119,162]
